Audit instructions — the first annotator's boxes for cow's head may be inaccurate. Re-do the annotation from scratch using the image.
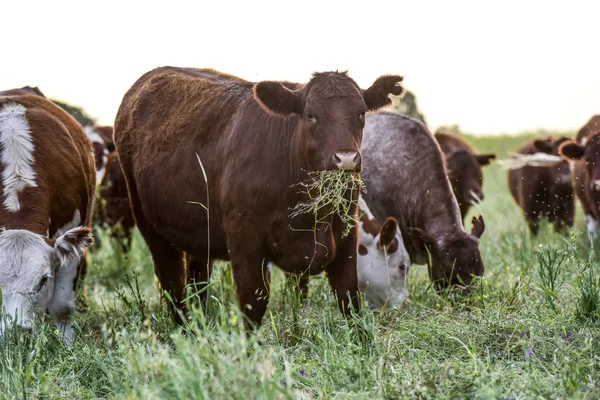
[357,198,410,308]
[411,215,485,288]
[559,133,600,192]
[0,227,92,338]
[445,150,495,216]
[84,126,114,185]
[533,136,572,185]
[253,72,404,172]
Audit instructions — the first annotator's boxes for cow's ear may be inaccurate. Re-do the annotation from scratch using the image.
[409,227,434,252]
[253,82,303,116]
[471,215,485,238]
[533,139,553,153]
[378,217,398,248]
[559,140,585,160]
[475,153,496,166]
[54,227,93,265]
[363,75,404,111]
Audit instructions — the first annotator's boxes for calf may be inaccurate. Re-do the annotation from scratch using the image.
[0,95,95,341]
[434,132,495,221]
[361,111,486,288]
[287,196,411,308]
[508,137,573,234]
[558,121,600,242]
[114,67,403,328]
[0,86,46,98]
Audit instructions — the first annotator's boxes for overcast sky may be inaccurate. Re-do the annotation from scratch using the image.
[1,0,598,135]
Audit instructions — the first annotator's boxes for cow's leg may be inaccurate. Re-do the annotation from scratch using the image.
[325,225,360,317]
[186,254,214,311]
[587,215,600,245]
[226,215,270,330]
[128,184,187,323]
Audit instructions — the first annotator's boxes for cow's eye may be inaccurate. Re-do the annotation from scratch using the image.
[305,113,316,123]
[36,275,50,292]
[359,111,366,119]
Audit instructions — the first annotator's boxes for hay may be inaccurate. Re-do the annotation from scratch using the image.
[497,152,564,170]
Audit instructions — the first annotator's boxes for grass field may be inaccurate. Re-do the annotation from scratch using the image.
[2,131,600,399]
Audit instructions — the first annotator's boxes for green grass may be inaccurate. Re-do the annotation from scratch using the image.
[2,133,600,399]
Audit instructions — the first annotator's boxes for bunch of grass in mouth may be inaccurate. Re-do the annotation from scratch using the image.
[290,170,365,238]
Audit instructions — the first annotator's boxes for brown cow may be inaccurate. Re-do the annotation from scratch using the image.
[0,86,46,98]
[0,95,95,341]
[508,137,573,234]
[84,125,114,185]
[114,66,403,328]
[361,112,486,288]
[434,132,495,221]
[98,151,135,248]
[558,116,600,242]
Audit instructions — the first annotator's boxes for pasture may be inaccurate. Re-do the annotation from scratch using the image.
[1,131,599,399]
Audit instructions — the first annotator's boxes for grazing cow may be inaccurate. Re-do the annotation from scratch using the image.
[0,86,46,98]
[361,111,486,288]
[99,151,135,247]
[508,137,573,234]
[558,118,600,242]
[0,95,95,341]
[84,125,114,185]
[114,66,403,328]
[434,132,496,220]
[286,196,411,308]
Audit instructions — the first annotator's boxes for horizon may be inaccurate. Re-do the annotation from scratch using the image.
[1,0,598,136]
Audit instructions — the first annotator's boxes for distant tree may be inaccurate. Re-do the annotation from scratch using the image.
[435,124,464,135]
[51,99,96,127]
[390,89,426,125]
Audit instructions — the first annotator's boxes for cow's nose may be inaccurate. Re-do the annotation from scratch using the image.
[593,180,600,192]
[333,151,361,171]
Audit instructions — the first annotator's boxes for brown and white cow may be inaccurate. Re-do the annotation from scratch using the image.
[434,132,495,221]
[0,95,95,341]
[508,137,573,234]
[0,86,46,98]
[558,116,600,242]
[283,196,411,308]
[361,111,486,288]
[84,125,114,185]
[114,67,403,328]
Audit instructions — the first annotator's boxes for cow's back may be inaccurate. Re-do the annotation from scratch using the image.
[0,95,95,235]
[362,111,462,263]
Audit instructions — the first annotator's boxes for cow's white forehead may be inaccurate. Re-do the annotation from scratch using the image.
[0,230,52,281]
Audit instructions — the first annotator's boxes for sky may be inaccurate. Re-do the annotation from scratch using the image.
[1,0,598,135]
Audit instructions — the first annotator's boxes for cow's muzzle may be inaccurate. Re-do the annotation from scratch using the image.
[333,151,361,171]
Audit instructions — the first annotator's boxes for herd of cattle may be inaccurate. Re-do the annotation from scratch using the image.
[0,69,598,341]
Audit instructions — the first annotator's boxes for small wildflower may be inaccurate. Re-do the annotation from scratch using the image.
[519,331,526,337]
[301,369,306,377]
[281,379,287,388]
[526,348,534,358]
[369,304,375,311]
[564,331,574,341]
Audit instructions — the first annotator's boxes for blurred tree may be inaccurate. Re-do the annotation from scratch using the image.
[390,90,426,125]
[435,124,464,135]
[51,99,96,127]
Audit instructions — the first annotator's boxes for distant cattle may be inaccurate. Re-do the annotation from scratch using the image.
[287,196,411,308]
[558,116,600,241]
[361,112,486,288]
[114,67,404,328]
[84,125,114,185]
[508,137,573,234]
[0,86,46,98]
[0,95,95,341]
[98,151,135,247]
[435,132,495,221]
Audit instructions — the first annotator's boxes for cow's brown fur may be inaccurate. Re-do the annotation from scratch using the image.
[0,86,46,98]
[114,66,403,328]
[435,132,495,221]
[0,95,95,277]
[508,137,573,234]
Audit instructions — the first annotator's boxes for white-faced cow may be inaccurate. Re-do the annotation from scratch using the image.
[558,115,600,242]
[285,196,411,308]
[361,111,486,288]
[114,67,403,328]
[0,95,95,341]
[435,132,495,221]
[84,125,114,185]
